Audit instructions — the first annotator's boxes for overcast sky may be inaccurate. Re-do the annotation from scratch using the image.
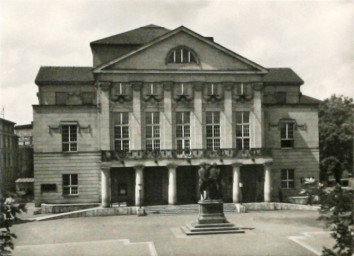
[1,0,353,125]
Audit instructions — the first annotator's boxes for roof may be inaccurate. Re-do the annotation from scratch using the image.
[91,24,171,45]
[15,178,34,183]
[299,94,322,104]
[94,25,268,73]
[35,67,94,85]
[0,118,16,125]
[15,123,33,130]
[263,68,304,85]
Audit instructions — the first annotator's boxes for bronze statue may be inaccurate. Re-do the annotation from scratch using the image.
[198,163,222,200]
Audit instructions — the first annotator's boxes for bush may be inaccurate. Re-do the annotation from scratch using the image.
[302,180,353,256]
[1,194,26,255]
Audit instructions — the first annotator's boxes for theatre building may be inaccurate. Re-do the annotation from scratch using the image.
[33,25,321,207]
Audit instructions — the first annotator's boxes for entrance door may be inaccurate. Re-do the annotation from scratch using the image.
[144,167,167,205]
[177,166,198,204]
[240,165,264,202]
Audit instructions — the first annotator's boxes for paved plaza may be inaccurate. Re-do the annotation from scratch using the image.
[12,211,334,256]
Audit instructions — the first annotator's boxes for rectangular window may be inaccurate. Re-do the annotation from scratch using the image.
[41,184,57,193]
[206,111,220,151]
[146,112,160,151]
[280,123,294,148]
[114,112,129,152]
[82,92,95,105]
[236,111,250,150]
[63,174,79,195]
[55,92,67,105]
[281,169,295,189]
[176,112,190,155]
[62,125,77,152]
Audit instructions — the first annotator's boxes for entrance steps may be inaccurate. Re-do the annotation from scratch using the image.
[144,203,236,215]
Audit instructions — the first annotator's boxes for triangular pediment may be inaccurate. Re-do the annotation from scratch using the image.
[94,26,267,74]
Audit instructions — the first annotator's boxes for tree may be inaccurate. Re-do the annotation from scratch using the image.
[301,179,353,256]
[1,194,26,255]
[319,95,353,183]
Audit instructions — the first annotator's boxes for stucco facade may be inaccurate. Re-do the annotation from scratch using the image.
[33,25,321,207]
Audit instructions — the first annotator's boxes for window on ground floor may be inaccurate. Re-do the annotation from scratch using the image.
[281,169,295,189]
[41,184,57,193]
[62,174,79,195]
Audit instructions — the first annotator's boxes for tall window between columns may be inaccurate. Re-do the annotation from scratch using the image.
[114,112,129,152]
[176,112,190,155]
[206,111,220,150]
[146,112,160,151]
[236,111,250,150]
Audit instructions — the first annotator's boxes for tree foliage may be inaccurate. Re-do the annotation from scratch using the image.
[319,95,353,182]
[302,179,353,256]
[1,196,26,255]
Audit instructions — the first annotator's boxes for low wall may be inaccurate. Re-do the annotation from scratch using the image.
[41,203,101,214]
[242,202,319,211]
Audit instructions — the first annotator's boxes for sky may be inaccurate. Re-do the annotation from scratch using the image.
[0,0,353,125]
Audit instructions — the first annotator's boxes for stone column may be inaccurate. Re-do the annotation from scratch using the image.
[232,164,241,203]
[97,82,111,150]
[131,82,142,150]
[222,83,233,148]
[162,82,173,150]
[252,83,264,148]
[264,164,272,202]
[192,82,203,149]
[168,165,177,205]
[101,166,111,208]
[135,166,144,206]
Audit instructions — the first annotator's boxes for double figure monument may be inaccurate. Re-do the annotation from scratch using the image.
[181,163,245,235]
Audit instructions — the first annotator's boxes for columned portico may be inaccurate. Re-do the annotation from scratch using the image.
[264,164,272,202]
[135,166,144,206]
[101,167,111,208]
[168,164,177,205]
[232,163,241,203]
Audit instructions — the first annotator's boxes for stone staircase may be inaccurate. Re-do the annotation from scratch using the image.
[144,203,236,215]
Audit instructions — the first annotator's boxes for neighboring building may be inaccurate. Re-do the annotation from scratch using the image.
[33,25,321,207]
[14,123,34,195]
[0,118,19,193]
[15,123,33,147]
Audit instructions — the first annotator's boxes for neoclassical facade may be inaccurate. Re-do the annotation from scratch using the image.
[33,25,321,207]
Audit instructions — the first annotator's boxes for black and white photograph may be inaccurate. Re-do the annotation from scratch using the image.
[0,0,353,255]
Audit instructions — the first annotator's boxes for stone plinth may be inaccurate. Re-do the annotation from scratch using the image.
[181,200,244,235]
[197,200,226,224]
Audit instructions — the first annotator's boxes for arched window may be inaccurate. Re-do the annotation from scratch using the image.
[167,46,198,64]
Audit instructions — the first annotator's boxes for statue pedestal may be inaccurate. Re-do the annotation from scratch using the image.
[181,200,245,235]
[197,200,226,224]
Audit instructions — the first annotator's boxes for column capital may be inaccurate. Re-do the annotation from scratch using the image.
[131,81,143,91]
[193,82,204,91]
[252,82,264,91]
[133,164,144,170]
[232,163,242,168]
[166,163,177,169]
[101,164,111,172]
[263,162,273,169]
